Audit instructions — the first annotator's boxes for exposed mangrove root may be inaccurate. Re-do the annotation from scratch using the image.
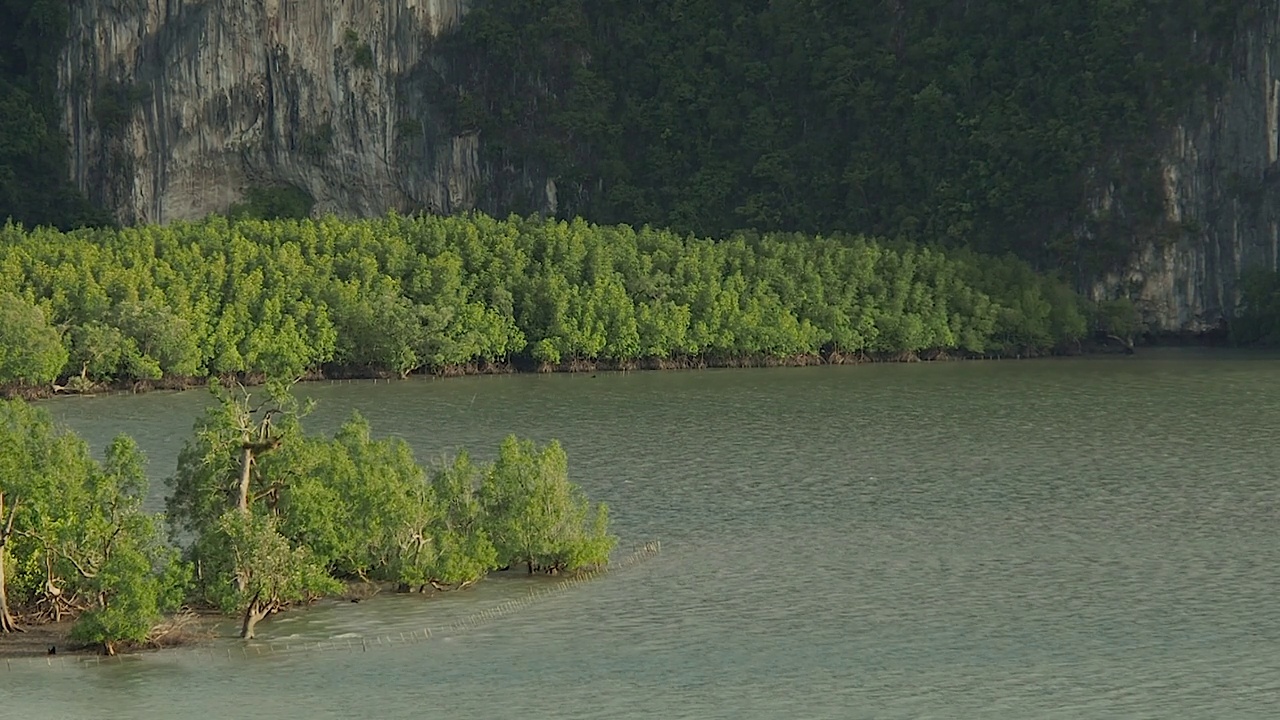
[1,541,664,669]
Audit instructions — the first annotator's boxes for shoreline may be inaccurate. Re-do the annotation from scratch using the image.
[1,337,1162,401]
[0,609,224,660]
[0,541,664,660]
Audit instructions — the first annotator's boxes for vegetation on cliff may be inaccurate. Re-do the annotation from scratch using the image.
[0,0,1268,338]
[0,383,616,649]
[1231,269,1280,346]
[0,0,1253,268]
[0,213,1102,389]
[0,0,108,230]
[444,0,1248,271]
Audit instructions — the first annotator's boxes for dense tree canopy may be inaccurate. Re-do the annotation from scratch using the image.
[1,386,616,647]
[0,399,186,653]
[442,0,1248,272]
[2,0,1270,338]
[167,380,615,639]
[0,213,1097,390]
[0,292,66,385]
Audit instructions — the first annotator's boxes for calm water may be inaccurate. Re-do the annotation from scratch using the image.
[3,350,1279,718]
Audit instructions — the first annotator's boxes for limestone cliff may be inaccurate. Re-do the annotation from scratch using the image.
[57,0,1280,334]
[1088,4,1280,332]
[56,0,538,223]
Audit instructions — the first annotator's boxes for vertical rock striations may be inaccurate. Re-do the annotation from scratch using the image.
[56,0,1280,333]
[1090,3,1280,332]
[59,0,486,223]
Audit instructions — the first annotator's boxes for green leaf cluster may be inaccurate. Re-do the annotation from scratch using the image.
[227,185,315,222]
[482,437,614,573]
[167,383,615,638]
[0,400,187,654]
[0,213,1096,389]
[0,292,66,384]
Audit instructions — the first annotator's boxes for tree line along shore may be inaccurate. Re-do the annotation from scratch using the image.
[0,381,615,655]
[0,212,1156,396]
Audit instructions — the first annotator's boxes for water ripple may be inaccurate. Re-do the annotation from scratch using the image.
[15,351,1280,719]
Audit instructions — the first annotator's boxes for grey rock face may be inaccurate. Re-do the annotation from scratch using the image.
[59,0,488,223]
[58,0,1280,332]
[1089,5,1280,331]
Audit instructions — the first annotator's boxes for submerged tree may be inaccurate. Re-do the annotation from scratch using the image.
[0,399,185,652]
[0,399,95,632]
[209,511,338,640]
[275,415,499,591]
[167,380,327,637]
[167,379,308,541]
[66,437,189,655]
[273,412,432,582]
[167,380,617,640]
[395,452,498,591]
[482,436,615,574]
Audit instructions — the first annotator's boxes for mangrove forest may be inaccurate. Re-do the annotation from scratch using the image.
[0,382,615,653]
[0,212,1127,392]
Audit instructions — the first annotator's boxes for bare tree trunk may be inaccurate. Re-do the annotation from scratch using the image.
[241,594,270,639]
[0,493,21,633]
[44,556,63,622]
[0,550,20,633]
[237,446,254,514]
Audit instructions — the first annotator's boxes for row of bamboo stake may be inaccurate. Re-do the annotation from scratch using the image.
[4,540,662,671]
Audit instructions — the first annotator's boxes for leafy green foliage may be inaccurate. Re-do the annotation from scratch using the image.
[68,541,188,654]
[273,412,429,581]
[1093,297,1145,342]
[67,436,189,654]
[342,29,375,71]
[93,81,149,132]
[0,400,184,651]
[228,186,315,221]
[164,381,337,639]
[0,397,93,631]
[112,299,203,378]
[166,379,307,543]
[417,452,498,587]
[68,322,134,384]
[266,414,504,592]
[482,436,614,573]
[211,510,340,639]
[0,213,1094,392]
[0,292,67,385]
[166,381,614,639]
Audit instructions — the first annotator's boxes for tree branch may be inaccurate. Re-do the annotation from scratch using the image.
[0,495,20,545]
[62,552,99,580]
